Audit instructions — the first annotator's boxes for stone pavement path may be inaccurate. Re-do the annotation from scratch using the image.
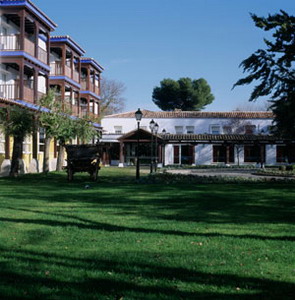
[166,168,288,179]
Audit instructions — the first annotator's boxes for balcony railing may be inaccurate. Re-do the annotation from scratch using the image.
[81,80,87,90]
[24,37,35,56]
[24,85,34,103]
[80,80,100,95]
[65,65,71,78]
[73,71,79,83]
[50,61,63,75]
[0,35,47,64]
[38,47,47,64]
[0,83,20,99]
[0,35,20,50]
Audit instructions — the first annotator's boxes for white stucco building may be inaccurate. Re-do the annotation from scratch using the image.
[100,109,294,167]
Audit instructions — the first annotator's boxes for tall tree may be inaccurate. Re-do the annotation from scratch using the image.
[74,117,99,144]
[38,89,63,173]
[0,106,33,177]
[100,78,126,116]
[233,10,295,138]
[152,77,214,111]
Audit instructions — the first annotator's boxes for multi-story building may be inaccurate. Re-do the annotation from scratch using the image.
[0,0,103,176]
[101,109,295,166]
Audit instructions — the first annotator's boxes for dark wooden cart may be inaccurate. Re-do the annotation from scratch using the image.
[65,144,101,181]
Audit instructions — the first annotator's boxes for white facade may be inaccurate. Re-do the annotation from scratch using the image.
[100,109,285,166]
[102,116,271,136]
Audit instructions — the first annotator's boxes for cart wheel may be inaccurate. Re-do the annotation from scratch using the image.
[68,168,73,181]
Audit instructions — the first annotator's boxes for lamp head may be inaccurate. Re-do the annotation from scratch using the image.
[149,119,155,131]
[135,108,143,121]
[154,122,159,133]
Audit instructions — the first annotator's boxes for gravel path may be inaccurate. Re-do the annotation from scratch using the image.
[166,168,285,179]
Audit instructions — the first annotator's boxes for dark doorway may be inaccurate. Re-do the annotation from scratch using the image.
[213,145,234,163]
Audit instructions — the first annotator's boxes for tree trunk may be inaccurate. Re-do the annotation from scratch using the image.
[43,137,52,174]
[9,135,23,177]
[56,141,65,171]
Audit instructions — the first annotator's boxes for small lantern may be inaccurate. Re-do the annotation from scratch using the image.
[149,119,155,131]
[135,108,143,122]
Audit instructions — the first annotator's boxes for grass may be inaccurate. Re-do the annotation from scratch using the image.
[0,167,294,299]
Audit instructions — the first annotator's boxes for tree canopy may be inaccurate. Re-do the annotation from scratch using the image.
[233,10,295,138]
[0,106,34,177]
[152,77,214,111]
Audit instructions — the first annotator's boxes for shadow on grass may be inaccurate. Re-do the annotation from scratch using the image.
[0,172,294,226]
[0,246,294,300]
[1,207,295,242]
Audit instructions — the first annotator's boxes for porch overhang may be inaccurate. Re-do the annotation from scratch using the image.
[118,128,163,143]
[160,133,294,145]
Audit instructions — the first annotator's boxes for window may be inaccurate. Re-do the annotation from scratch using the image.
[186,126,194,134]
[23,136,31,153]
[114,126,122,134]
[223,126,232,134]
[39,127,45,152]
[244,145,264,162]
[175,126,183,134]
[245,125,256,135]
[210,125,221,134]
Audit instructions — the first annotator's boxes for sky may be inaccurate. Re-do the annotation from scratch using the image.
[34,0,295,112]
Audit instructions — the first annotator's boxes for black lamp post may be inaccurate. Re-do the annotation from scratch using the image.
[154,122,159,172]
[135,108,143,180]
[149,119,155,173]
[161,129,166,166]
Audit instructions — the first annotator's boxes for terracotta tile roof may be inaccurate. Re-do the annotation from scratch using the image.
[160,133,280,142]
[104,109,274,119]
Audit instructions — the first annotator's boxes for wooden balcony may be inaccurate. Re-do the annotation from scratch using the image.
[80,80,100,95]
[0,83,20,99]
[0,35,20,50]
[80,105,88,117]
[65,65,71,78]
[81,80,87,90]
[50,62,81,83]
[24,37,35,57]
[73,71,79,83]
[24,85,34,103]
[71,105,79,116]
[38,47,48,64]
[0,35,48,64]
[50,61,63,75]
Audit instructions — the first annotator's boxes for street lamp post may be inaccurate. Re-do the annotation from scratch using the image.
[135,108,143,180]
[154,122,159,172]
[149,119,155,173]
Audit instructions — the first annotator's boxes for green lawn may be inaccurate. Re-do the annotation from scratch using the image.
[0,167,294,299]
